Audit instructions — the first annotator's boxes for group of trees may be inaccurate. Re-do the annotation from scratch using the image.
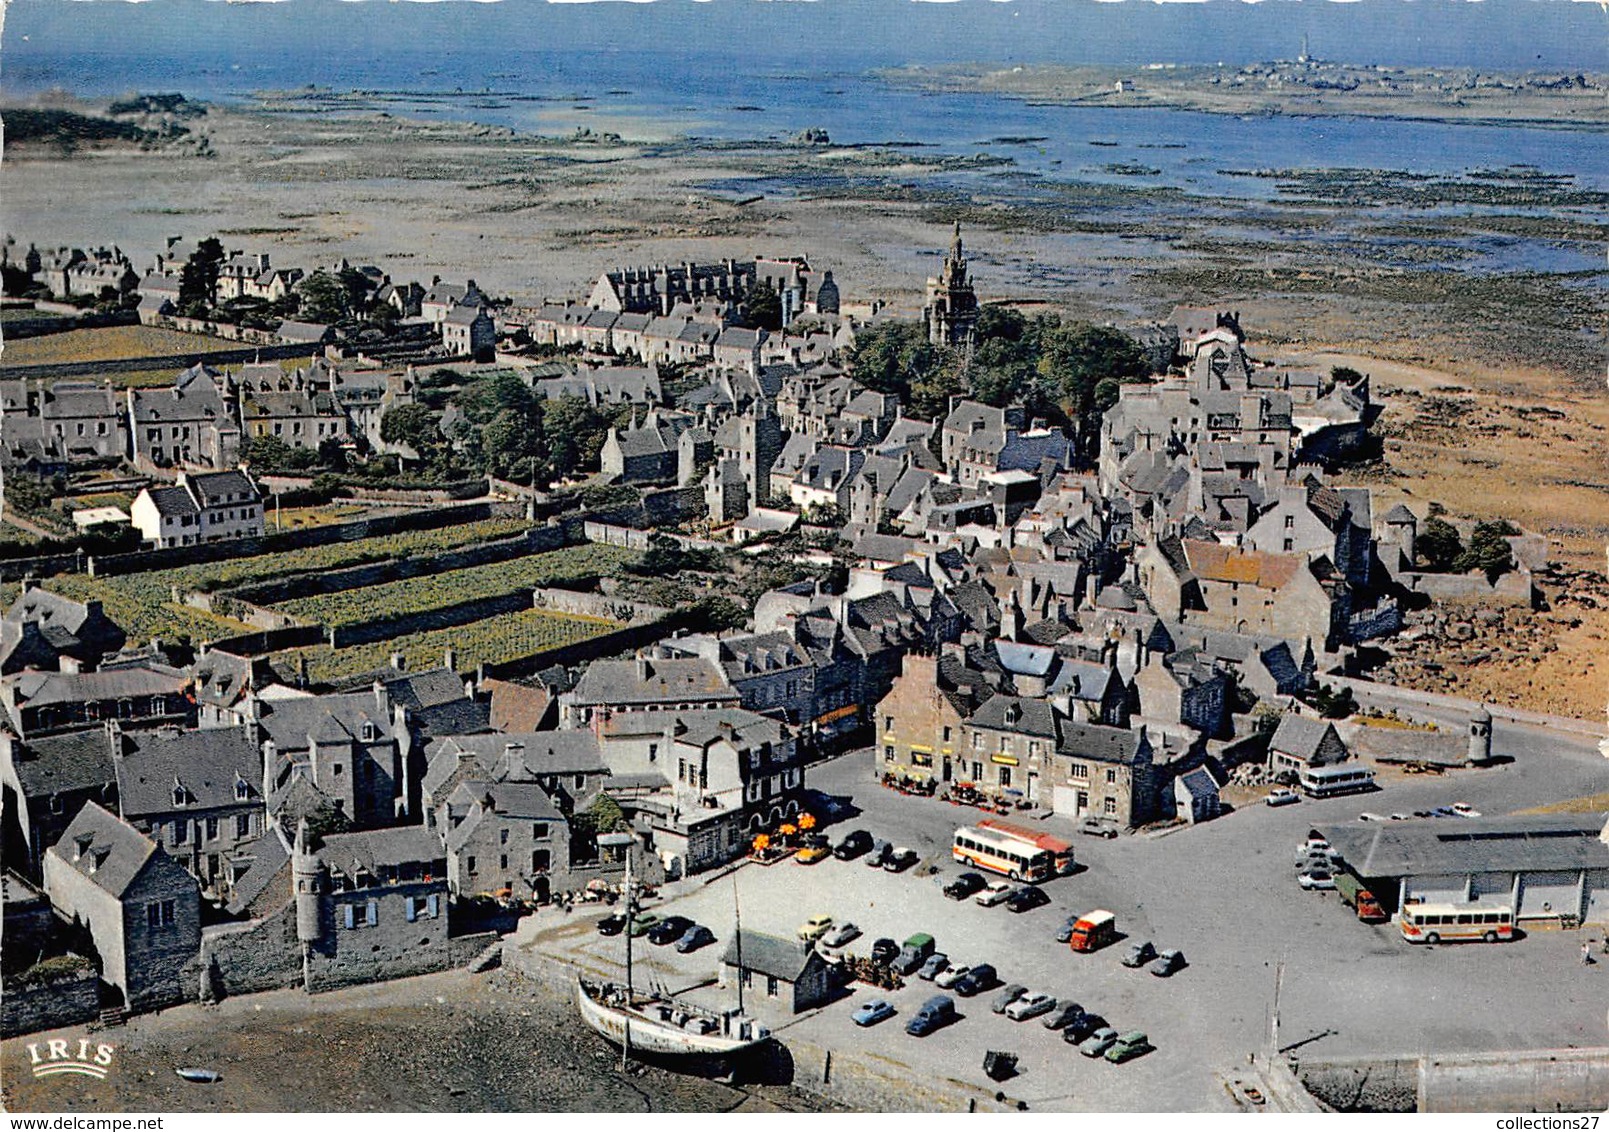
[379,371,627,486]
[848,307,1150,447]
[1415,512,1517,581]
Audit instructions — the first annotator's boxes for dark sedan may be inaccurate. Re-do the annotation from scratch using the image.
[646,916,695,946]
[1005,886,1050,913]
[952,963,998,996]
[943,872,987,901]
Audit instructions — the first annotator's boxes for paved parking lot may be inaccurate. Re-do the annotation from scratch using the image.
[526,720,1609,1111]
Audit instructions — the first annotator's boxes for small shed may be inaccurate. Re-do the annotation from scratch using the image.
[718,929,837,1014]
[1268,713,1348,775]
[1174,765,1223,825]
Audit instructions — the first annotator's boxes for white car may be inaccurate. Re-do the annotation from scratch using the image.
[1266,788,1300,807]
[1005,991,1056,1021]
[975,882,1013,907]
[935,964,971,989]
[1293,840,1331,867]
[1359,812,1387,822]
[1451,803,1481,818]
[1298,869,1337,891]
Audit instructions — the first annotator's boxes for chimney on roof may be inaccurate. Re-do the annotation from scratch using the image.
[443,647,457,673]
[636,656,651,682]
[390,652,405,673]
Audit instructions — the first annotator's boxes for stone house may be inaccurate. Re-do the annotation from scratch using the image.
[42,801,201,1012]
[1,584,127,675]
[421,730,608,823]
[240,387,349,453]
[718,929,837,1014]
[256,686,416,829]
[661,631,818,728]
[1,660,192,739]
[1047,721,1163,829]
[37,382,125,464]
[0,727,120,879]
[1174,764,1223,824]
[1267,712,1349,775]
[293,822,450,993]
[1137,537,1341,653]
[563,655,741,734]
[440,780,568,901]
[113,725,265,897]
[1131,649,1231,739]
[959,693,1058,801]
[874,652,970,786]
[127,365,241,471]
[442,305,496,359]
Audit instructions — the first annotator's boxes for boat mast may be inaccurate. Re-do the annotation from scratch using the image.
[733,875,744,1016]
[622,850,633,1070]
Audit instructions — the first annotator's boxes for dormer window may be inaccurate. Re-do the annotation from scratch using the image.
[172,780,190,807]
[235,776,251,801]
[361,722,379,742]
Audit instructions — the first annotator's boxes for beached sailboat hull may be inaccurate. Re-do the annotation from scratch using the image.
[576,979,770,1057]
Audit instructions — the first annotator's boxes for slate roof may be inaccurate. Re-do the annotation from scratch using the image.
[314,825,446,879]
[969,693,1058,738]
[719,929,819,981]
[9,728,118,798]
[571,657,735,706]
[1056,720,1148,765]
[1319,813,1609,879]
[1269,713,1339,761]
[50,801,162,898]
[675,707,786,750]
[115,727,261,818]
[189,470,258,506]
[1177,766,1220,801]
[225,827,291,916]
[8,661,188,709]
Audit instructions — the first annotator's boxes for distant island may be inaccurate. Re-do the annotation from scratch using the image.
[877,60,1609,130]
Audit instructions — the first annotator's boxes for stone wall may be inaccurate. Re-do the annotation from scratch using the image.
[192,904,303,1001]
[1398,569,1535,607]
[480,610,696,682]
[528,587,668,626]
[1298,1055,1419,1112]
[1298,1050,1609,1114]
[204,625,326,657]
[303,882,452,995]
[329,591,534,648]
[0,966,101,1038]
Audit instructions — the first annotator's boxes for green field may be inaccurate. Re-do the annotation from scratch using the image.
[291,607,625,684]
[7,517,532,646]
[273,544,638,628]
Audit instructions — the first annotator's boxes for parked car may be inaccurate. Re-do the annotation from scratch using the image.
[917,953,950,981]
[953,963,998,996]
[1430,806,1460,819]
[1005,991,1056,1021]
[1359,812,1387,823]
[1055,915,1080,944]
[975,881,1014,907]
[1121,940,1157,968]
[1063,1011,1108,1044]
[820,922,862,949]
[884,847,919,872]
[989,984,1028,1014]
[1078,1026,1120,1058]
[1148,949,1185,977]
[943,872,987,901]
[796,839,832,866]
[597,913,626,936]
[1077,816,1119,839]
[1105,1031,1152,1063]
[1389,813,1412,821]
[833,830,873,860]
[1005,886,1050,914]
[905,995,957,1037]
[934,964,970,989]
[1298,869,1336,891]
[675,925,715,953]
[1043,1000,1085,1031]
[647,916,694,945]
[1266,788,1300,807]
[852,998,896,1027]
[1412,809,1435,819]
[627,913,659,937]
[1294,838,1331,865]
[864,840,892,868]
[1451,803,1481,818]
[797,914,834,942]
[870,938,899,966]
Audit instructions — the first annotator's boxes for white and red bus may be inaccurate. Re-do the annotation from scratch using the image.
[978,818,1076,876]
[1399,901,1514,944]
[952,825,1056,883]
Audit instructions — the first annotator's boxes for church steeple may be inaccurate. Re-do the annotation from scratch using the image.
[925,220,979,352]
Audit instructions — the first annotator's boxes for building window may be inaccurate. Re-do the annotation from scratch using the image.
[884,746,895,762]
[147,900,175,928]
[500,829,510,846]
[1104,797,1118,816]
[467,856,477,874]
[235,778,251,801]
[1070,763,1088,780]
[500,855,509,871]
[1077,790,1089,811]
[206,817,219,841]
[532,849,550,872]
[173,820,188,845]
[942,726,952,743]
[998,766,1012,788]
[1106,768,1117,785]
[533,822,549,841]
[766,976,779,998]
[883,716,893,733]
[1284,515,1295,529]
[236,813,251,838]
[648,743,658,764]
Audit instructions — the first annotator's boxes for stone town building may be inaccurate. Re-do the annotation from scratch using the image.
[442,305,496,359]
[255,685,417,829]
[421,730,609,825]
[34,382,125,464]
[127,364,241,471]
[924,223,979,351]
[42,801,200,1012]
[719,929,837,1014]
[439,780,568,901]
[1267,712,1350,775]
[1,584,127,676]
[959,693,1059,801]
[563,655,742,734]
[1048,721,1164,828]
[292,821,450,993]
[1,659,192,739]
[940,400,1073,489]
[113,726,265,897]
[1,727,120,879]
[875,652,970,787]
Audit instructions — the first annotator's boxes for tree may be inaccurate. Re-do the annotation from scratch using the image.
[540,395,611,482]
[741,280,783,332]
[1455,520,1517,582]
[380,404,441,460]
[848,320,947,405]
[1416,515,1463,572]
[588,793,626,834]
[1038,323,1148,419]
[297,270,349,324]
[177,236,224,312]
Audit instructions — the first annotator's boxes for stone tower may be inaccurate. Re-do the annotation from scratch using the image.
[1467,705,1493,766]
[738,399,783,506]
[814,270,840,316]
[293,819,326,952]
[924,222,980,352]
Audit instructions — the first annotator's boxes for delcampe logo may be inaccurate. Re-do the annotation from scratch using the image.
[25,1037,117,1080]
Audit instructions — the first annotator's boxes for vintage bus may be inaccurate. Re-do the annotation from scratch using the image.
[1298,763,1377,799]
[952,826,1056,883]
[978,818,1076,876]
[1399,901,1515,944]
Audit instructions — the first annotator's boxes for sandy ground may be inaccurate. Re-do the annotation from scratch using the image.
[0,968,824,1113]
